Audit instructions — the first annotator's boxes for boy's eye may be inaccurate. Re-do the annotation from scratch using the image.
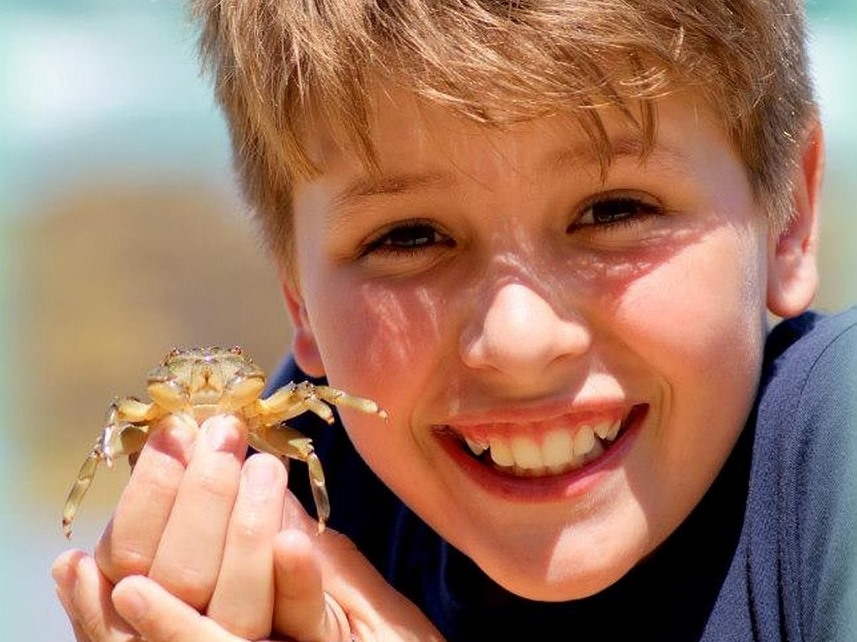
[570,194,663,232]
[362,220,453,256]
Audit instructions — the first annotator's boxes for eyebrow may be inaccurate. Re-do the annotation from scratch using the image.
[331,170,456,210]
[330,134,692,210]
[546,135,693,178]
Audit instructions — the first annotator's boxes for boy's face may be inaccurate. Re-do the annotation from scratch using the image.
[284,90,817,600]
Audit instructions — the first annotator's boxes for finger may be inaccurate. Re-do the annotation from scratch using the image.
[54,561,91,642]
[67,614,93,642]
[271,528,332,642]
[112,576,244,642]
[53,549,140,642]
[148,414,248,610]
[270,503,445,642]
[206,453,287,638]
[269,490,351,642]
[96,416,196,583]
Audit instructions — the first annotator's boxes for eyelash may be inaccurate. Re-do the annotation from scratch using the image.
[568,194,664,233]
[360,219,454,257]
[359,194,663,258]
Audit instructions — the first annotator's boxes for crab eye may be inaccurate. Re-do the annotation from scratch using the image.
[147,365,175,384]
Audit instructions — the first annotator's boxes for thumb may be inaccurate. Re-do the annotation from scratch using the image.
[314,527,446,641]
[113,575,244,642]
[270,508,445,642]
[270,527,348,642]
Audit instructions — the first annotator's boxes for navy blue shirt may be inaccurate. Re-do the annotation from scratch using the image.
[274,308,857,640]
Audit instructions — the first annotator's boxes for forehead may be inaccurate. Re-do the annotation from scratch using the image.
[298,87,728,202]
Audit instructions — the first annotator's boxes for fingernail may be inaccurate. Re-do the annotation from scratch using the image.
[165,415,198,445]
[204,416,241,452]
[148,415,197,464]
[51,555,77,593]
[114,580,147,622]
[244,455,280,498]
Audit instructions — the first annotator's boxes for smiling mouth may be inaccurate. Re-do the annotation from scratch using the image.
[442,404,647,477]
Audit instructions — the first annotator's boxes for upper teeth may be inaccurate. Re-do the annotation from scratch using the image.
[464,420,621,475]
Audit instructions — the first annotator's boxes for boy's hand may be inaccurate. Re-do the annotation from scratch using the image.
[53,413,444,641]
[53,525,444,642]
[93,413,289,637]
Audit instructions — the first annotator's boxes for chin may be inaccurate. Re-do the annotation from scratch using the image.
[469,534,646,602]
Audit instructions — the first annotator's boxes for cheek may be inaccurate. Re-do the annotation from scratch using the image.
[614,227,768,375]
[303,274,445,405]
[613,226,767,516]
[591,226,769,551]
[300,275,449,492]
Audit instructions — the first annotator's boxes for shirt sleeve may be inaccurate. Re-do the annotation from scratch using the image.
[790,313,857,641]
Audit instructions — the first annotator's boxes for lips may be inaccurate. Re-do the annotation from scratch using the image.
[439,404,645,478]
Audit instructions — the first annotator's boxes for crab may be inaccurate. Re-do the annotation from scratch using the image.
[62,346,386,538]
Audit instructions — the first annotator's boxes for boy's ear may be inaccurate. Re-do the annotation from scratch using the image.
[281,281,326,378]
[766,117,824,318]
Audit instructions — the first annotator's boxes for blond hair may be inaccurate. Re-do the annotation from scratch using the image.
[192,0,816,265]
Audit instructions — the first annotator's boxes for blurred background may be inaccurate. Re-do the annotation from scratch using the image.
[1,0,854,638]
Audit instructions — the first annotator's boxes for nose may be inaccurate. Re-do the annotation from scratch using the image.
[461,282,591,383]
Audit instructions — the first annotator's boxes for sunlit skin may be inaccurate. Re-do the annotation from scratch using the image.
[283,88,816,601]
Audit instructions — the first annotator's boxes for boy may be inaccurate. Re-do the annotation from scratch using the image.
[53,0,857,640]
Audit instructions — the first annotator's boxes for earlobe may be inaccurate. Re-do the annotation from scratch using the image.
[281,281,326,378]
[767,117,824,318]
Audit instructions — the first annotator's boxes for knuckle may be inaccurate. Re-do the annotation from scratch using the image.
[129,463,182,501]
[96,531,152,582]
[104,545,151,580]
[194,466,239,502]
[158,566,213,611]
[326,528,358,553]
[230,510,270,544]
[77,608,108,639]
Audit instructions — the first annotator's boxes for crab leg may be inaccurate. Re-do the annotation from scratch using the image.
[104,398,158,464]
[247,424,329,532]
[314,385,387,419]
[253,382,334,425]
[253,382,387,425]
[62,440,104,538]
[61,398,157,538]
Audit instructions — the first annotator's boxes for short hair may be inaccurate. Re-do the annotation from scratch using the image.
[193,0,816,266]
